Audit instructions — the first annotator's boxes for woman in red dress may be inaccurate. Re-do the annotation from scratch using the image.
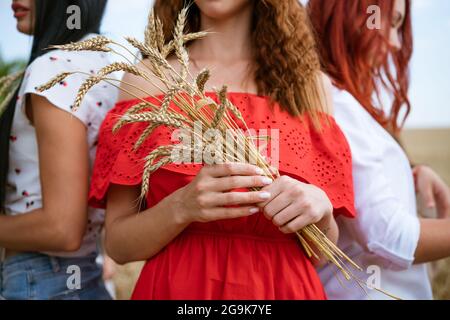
[89,0,356,300]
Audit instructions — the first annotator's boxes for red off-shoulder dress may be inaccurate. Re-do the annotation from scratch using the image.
[89,92,355,300]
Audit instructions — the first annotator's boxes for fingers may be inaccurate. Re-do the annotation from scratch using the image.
[424,183,436,209]
[279,215,311,234]
[261,193,292,221]
[270,203,301,227]
[209,175,273,192]
[274,203,322,234]
[204,206,262,220]
[416,169,436,208]
[257,176,293,207]
[203,163,264,178]
[201,190,272,207]
[434,181,450,218]
[415,166,440,209]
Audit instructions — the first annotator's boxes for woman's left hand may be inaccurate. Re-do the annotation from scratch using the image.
[413,165,450,218]
[257,176,333,234]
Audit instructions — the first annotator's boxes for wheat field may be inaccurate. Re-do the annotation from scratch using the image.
[111,128,450,300]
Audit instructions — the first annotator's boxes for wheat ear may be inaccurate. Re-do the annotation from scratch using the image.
[50,35,111,52]
[141,146,173,198]
[35,72,73,92]
[73,75,103,111]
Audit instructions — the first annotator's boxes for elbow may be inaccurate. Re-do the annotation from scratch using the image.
[105,241,130,265]
[49,218,85,252]
[104,233,131,265]
[60,233,84,252]
[55,226,84,252]
[104,233,157,265]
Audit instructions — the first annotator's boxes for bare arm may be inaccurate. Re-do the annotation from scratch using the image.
[414,218,450,264]
[104,184,190,264]
[0,94,89,252]
[413,166,450,263]
[105,164,274,264]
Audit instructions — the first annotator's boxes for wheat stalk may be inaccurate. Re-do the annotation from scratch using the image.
[134,123,159,151]
[50,35,111,52]
[195,69,210,93]
[119,112,184,128]
[126,37,172,71]
[211,86,228,128]
[36,72,73,92]
[98,62,148,78]
[144,11,158,49]
[0,70,25,116]
[73,75,103,111]
[141,146,173,198]
[174,8,189,81]
[163,32,208,58]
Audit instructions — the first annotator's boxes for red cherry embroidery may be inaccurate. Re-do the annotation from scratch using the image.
[59,81,68,87]
[49,56,58,61]
[22,191,29,197]
[9,135,17,142]
[26,201,35,209]
[96,102,103,107]
[15,169,21,174]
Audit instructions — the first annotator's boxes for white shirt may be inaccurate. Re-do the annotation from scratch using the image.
[4,34,118,258]
[318,87,433,300]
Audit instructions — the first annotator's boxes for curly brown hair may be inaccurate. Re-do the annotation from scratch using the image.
[153,0,326,118]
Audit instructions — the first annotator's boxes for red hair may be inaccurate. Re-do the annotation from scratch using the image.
[308,0,413,133]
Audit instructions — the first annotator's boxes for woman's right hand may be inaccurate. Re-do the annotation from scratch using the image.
[172,163,274,224]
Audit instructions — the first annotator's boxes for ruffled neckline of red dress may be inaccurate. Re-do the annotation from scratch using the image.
[88,91,356,219]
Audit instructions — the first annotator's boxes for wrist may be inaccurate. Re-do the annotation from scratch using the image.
[166,187,193,225]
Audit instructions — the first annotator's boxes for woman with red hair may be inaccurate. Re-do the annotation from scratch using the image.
[309,0,450,299]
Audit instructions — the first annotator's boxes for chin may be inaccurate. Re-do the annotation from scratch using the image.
[195,0,251,20]
[16,20,33,35]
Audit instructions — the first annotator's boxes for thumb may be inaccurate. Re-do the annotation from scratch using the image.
[424,185,436,208]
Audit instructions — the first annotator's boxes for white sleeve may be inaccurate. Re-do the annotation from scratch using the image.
[22,51,98,126]
[333,89,420,271]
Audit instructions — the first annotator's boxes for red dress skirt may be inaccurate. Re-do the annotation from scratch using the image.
[89,92,355,300]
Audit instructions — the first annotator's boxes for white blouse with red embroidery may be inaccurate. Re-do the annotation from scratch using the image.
[4,34,118,258]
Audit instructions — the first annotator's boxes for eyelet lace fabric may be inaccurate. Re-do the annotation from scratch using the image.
[88,92,355,300]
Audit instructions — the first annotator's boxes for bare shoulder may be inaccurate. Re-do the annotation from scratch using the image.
[117,57,180,102]
[319,72,335,116]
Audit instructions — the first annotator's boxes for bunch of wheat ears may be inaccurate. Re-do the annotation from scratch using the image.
[36,8,400,299]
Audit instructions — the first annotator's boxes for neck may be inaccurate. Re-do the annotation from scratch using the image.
[190,6,253,63]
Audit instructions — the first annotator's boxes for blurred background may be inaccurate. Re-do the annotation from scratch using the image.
[1,0,449,299]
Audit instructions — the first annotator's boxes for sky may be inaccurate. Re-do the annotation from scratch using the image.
[1,0,449,129]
